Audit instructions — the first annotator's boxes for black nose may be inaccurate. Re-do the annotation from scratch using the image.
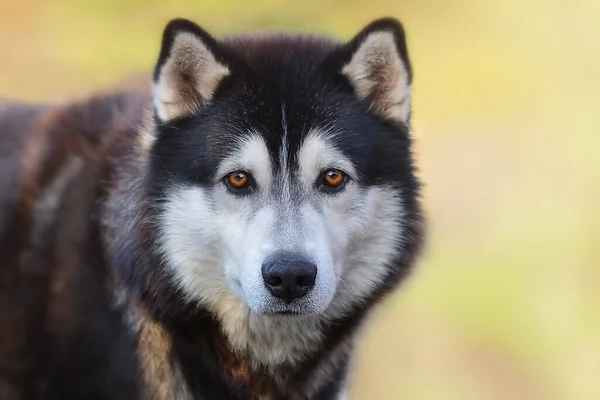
[261,258,317,303]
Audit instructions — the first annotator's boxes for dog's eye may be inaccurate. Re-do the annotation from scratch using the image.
[224,171,255,194]
[318,169,348,193]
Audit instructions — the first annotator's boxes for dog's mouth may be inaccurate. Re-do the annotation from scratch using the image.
[273,310,300,316]
[262,307,317,317]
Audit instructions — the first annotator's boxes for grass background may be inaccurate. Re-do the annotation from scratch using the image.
[1,0,598,398]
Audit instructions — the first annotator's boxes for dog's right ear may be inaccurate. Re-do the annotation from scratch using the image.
[152,19,230,122]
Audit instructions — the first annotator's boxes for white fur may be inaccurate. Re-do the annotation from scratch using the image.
[298,131,405,317]
[215,132,272,190]
[296,130,357,187]
[279,103,293,205]
[158,129,406,366]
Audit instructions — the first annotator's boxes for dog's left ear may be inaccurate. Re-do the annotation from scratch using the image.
[152,18,230,122]
[340,18,413,124]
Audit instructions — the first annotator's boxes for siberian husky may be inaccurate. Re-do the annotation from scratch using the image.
[0,17,424,399]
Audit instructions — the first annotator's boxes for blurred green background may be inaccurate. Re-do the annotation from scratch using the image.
[1,0,598,399]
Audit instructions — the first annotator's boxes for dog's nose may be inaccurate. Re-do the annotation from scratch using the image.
[261,258,317,303]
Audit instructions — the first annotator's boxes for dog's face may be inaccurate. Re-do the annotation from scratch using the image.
[148,18,419,318]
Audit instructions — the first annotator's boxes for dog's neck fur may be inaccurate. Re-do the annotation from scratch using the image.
[100,113,358,399]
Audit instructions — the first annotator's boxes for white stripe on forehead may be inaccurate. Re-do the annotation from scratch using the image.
[298,129,357,187]
[216,133,271,187]
[279,104,292,202]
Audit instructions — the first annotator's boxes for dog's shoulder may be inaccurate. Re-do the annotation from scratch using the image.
[0,85,149,233]
[0,84,151,398]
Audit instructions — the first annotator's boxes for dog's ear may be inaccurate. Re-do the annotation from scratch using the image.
[152,19,230,122]
[340,18,412,124]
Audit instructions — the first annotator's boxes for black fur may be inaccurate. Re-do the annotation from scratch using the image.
[0,17,423,399]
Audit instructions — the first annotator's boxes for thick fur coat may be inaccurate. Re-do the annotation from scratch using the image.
[0,17,424,399]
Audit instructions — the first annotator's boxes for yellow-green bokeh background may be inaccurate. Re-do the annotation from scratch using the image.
[1,1,598,399]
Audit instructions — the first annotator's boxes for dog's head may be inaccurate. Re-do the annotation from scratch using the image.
[147,18,420,319]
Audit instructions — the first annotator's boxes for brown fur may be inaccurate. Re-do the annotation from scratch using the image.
[0,17,422,399]
[0,85,355,399]
[136,312,192,400]
[0,85,150,399]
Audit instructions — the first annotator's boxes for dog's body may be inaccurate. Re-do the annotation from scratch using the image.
[0,18,423,399]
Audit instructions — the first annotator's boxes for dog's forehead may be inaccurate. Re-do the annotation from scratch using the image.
[215,128,350,176]
[207,84,374,185]
[157,34,408,187]
[212,34,351,143]
[212,92,350,172]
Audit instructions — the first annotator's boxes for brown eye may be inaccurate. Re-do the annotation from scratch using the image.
[224,170,255,195]
[227,171,249,189]
[319,169,348,193]
[324,169,344,187]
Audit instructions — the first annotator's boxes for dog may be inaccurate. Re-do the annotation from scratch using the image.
[0,16,424,399]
